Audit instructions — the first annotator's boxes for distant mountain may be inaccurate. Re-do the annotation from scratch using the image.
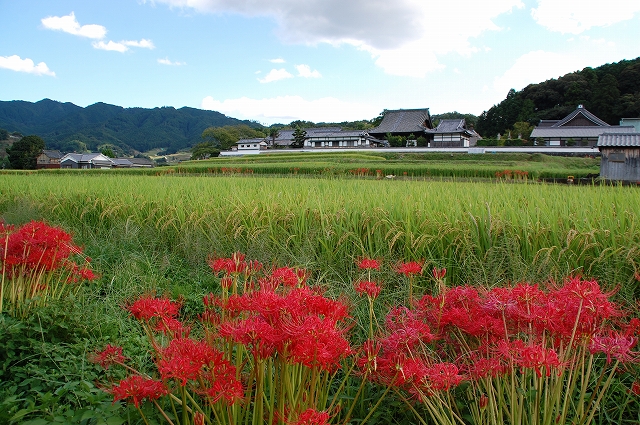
[0,99,262,153]
[476,57,640,138]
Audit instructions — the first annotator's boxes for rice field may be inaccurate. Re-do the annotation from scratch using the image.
[1,172,638,299]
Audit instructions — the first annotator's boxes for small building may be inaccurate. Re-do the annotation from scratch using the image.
[36,150,63,169]
[60,153,114,169]
[304,130,383,148]
[369,108,434,140]
[530,105,634,146]
[597,133,640,182]
[427,119,476,148]
[236,138,268,153]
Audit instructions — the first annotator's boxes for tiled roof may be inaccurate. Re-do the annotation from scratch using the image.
[61,153,114,164]
[426,119,472,135]
[597,133,640,147]
[530,126,635,138]
[306,130,367,138]
[552,105,610,127]
[42,150,63,158]
[370,109,432,134]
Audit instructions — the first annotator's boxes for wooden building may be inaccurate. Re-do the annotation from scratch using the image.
[427,119,477,148]
[36,150,63,169]
[369,108,434,140]
[597,133,640,182]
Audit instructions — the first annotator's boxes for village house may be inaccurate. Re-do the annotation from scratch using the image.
[368,108,434,141]
[235,138,268,153]
[60,153,114,169]
[530,105,634,146]
[597,133,640,182]
[427,119,481,148]
[36,150,63,169]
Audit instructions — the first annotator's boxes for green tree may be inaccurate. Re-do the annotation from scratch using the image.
[201,125,265,150]
[100,147,115,158]
[191,141,220,160]
[291,126,307,148]
[370,110,388,127]
[6,135,45,169]
[0,128,8,141]
[268,127,281,147]
[511,121,534,140]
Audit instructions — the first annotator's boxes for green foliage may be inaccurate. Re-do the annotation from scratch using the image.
[60,139,87,153]
[201,124,266,150]
[477,56,640,137]
[6,135,45,169]
[100,147,114,158]
[385,133,405,147]
[291,126,307,148]
[0,128,8,141]
[191,141,221,160]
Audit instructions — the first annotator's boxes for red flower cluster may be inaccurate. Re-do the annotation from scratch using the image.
[1,220,97,281]
[357,257,381,270]
[362,277,636,398]
[110,375,167,408]
[396,261,424,277]
[90,344,126,369]
[210,268,352,371]
[354,280,382,299]
[127,295,188,337]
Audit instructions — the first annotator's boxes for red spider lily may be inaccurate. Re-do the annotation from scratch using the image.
[357,257,381,270]
[271,266,304,287]
[497,340,562,377]
[354,280,382,299]
[631,381,640,396]
[589,332,638,363]
[396,261,424,277]
[127,295,181,323]
[1,221,79,274]
[432,267,446,280]
[110,375,167,408]
[90,344,126,369]
[208,252,256,275]
[424,362,465,391]
[157,337,220,385]
[292,408,331,425]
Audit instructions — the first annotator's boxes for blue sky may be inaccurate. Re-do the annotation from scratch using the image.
[2,0,640,125]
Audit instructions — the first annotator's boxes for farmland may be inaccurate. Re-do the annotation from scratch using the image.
[1,153,639,424]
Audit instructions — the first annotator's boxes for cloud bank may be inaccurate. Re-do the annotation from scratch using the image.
[144,0,525,77]
[0,55,55,76]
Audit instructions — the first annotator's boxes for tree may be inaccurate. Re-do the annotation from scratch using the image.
[290,126,307,148]
[268,127,280,147]
[0,128,8,141]
[6,135,45,169]
[201,125,266,150]
[370,110,387,127]
[101,147,115,158]
[511,122,534,140]
[191,141,220,160]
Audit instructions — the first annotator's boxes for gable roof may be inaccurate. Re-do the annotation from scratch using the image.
[598,133,640,148]
[530,126,634,139]
[61,153,114,165]
[370,108,433,134]
[551,105,610,127]
[41,150,63,159]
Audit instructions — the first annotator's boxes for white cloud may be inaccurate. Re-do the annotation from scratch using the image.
[295,64,321,78]
[124,39,155,49]
[200,95,380,124]
[144,0,524,77]
[532,0,640,34]
[258,68,293,83]
[158,57,186,65]
[270,58,285,63]
[41,12,106,39]
[0,55,55,76]
[92,40,129,52]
